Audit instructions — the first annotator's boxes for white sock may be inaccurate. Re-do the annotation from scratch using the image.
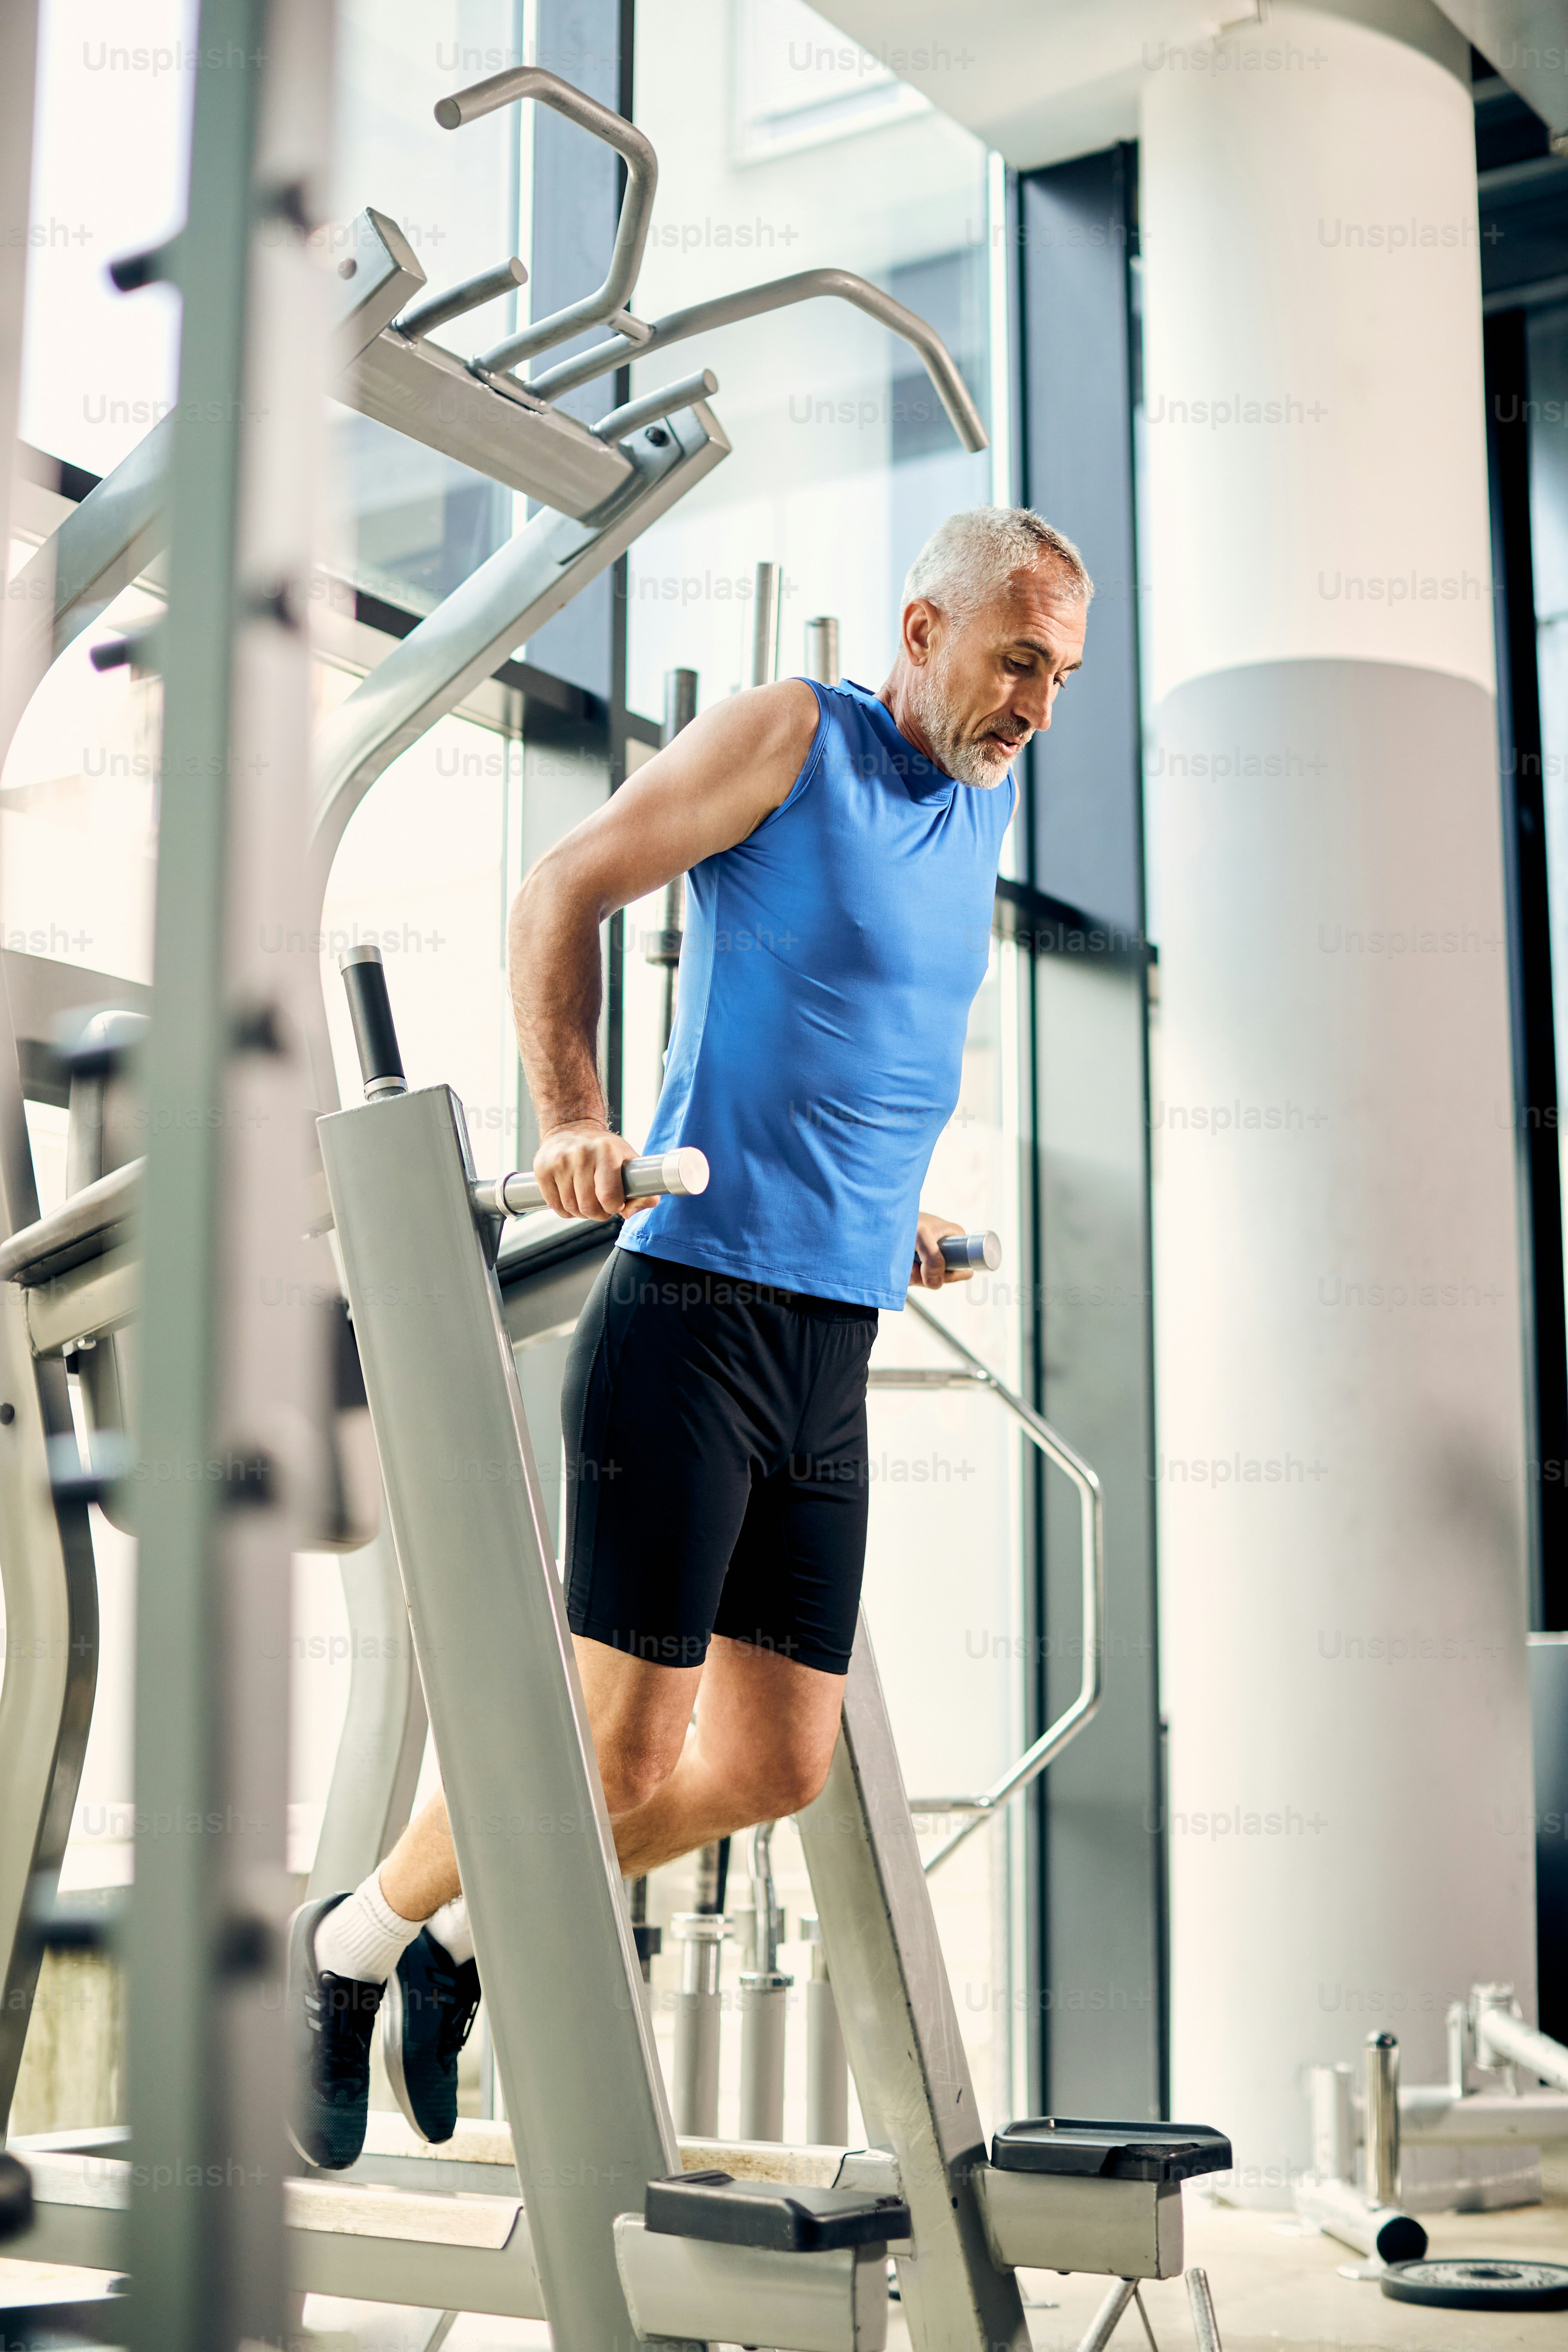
[426,1897,474,1966]
[313,1870,424,1985]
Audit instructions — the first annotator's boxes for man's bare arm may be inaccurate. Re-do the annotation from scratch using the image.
[508,678,820,1218]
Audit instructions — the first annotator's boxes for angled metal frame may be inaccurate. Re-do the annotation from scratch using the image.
[0,0,105,2148]
[798,1628,1031,2352]
[317,1081,686,2352]
[308,400,727,909]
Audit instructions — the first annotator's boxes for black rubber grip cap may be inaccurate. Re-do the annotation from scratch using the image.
[339,949,405,1092]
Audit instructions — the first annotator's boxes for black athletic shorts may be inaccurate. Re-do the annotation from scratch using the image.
[561,1247,878,1675]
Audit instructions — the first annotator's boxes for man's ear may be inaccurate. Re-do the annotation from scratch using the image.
[903,596,938,666]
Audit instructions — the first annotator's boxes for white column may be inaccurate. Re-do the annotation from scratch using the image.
[1142,4,1537,2200]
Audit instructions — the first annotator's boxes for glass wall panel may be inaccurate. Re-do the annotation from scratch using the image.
[1528,304,1568,1288]
[625,0,992,713]
[326,0,531,610]
[21,0,195,477]
[318,695,610,1173]
[1,581,163,983]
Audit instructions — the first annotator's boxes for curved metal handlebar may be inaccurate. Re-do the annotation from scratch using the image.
[870,1293,1104,1873]
[434,71,987,457]
[435,67,658,372]
[525,266,989,456]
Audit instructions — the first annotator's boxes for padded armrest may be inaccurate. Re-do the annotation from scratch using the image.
[645,2169,911,2252]
[991,2119,1232,2184]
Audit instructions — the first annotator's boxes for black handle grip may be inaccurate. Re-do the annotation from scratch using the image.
[339,947,407,1100]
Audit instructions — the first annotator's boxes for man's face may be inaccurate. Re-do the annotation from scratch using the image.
[904,566,1089,788]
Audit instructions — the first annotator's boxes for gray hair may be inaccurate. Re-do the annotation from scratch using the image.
[902,505,1093,619]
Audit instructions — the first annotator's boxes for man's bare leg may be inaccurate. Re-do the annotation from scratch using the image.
[582,1634,846,1877]
[374,1634,843,1913]
[379,1788,462,1920]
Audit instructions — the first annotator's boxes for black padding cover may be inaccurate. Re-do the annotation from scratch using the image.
[645,2170,910,2252]
[992,2119,1232,2183]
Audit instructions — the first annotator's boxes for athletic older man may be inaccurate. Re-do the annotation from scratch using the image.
[290,503,1092,2166]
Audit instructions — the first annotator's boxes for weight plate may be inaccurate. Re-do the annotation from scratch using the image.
[1381,2258,1568,2312]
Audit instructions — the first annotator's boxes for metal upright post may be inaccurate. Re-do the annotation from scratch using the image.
[1364,2032,1401,2207]
[738,1820,791,2141]
[803,615,839,685]
[797,1616,1030,2351]
[645,666,698,1073]
[671,1833,727,2136]
[0,0,105,2149]
[802,1916,849,2146]
[750,561,781,686]
[124,6,332,2348]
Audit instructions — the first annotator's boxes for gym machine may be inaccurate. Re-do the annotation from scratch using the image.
[306,946,1232,2350]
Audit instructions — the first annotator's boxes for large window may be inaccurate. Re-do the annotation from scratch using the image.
[325,0,530,610]
[623,0,993,713]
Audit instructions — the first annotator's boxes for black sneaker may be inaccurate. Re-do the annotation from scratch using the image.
[383,1927,481,2145]
[287,1895,385,2171]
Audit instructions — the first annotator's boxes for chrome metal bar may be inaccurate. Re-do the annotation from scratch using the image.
[888,1295,1104,1872]
[306,1522,428,1897]
[1076,2277,1137,2352]
[803,1918,849,2147]
[1365,2033,1400,2204]
[1292,2175,1426,2264]
[1399,2084,1568,2141]
[0,1159,142,1283]
[671,1913,726,2137]
[737,1971,790,2143]
[398,257,526,341]
[527,267,990,455]
[1186,2269,1222,2352]
[442,67,658,373]
[593,368,717,443]
[804,615,839,685]
[750,561,780,688]
[475,1145,709,1219]
[738,1819,790,2139]
[1475,1996,1568,2091]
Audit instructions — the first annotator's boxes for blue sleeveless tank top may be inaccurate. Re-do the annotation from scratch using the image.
[617,679,1017,1309]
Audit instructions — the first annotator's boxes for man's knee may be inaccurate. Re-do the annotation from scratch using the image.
[739,1743,834,1824]
[598,1741,679,1818]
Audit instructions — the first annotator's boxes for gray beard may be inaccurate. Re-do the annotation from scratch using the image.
[906,658,1023,789]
